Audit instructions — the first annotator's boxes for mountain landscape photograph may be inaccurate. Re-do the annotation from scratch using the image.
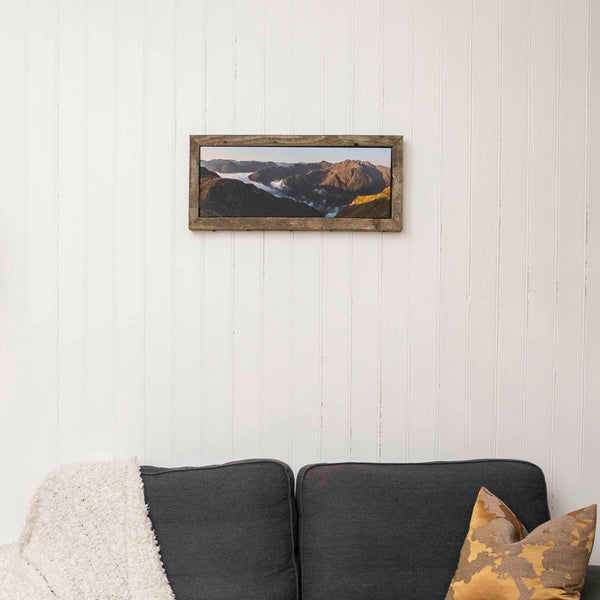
[198,145,393,219]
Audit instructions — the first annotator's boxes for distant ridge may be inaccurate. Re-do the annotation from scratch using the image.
[249,161,332,185]
[200,159,278,173]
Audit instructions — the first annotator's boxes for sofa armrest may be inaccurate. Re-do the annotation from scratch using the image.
[582,565,600,599]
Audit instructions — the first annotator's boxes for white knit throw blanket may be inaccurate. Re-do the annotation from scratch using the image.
[0,458,176,600]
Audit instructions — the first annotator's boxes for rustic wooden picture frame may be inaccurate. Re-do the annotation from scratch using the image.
[188,134,403,232]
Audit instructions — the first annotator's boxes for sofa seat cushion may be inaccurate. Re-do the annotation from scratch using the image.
[141,459,299,600]
[297,460,550,600]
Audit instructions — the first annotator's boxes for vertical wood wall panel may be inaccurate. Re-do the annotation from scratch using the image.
[171,0,205,465]
[495,0,529,459]
[379,0,411,462]
[320,233,351,462]
[290,232,321,471]
[202,230,234,465]
[200,0,234,465]
[261,229,292,461]
[524,0,558,488]
[552,0,589,517]
[320,0,352,462]
[261,0,295,461]
[466,0,501,459]
[56,0,87,464]
[437,0,470,460]
[84,0,115,460]
[291,0,322,464]
[231,0,263,461]
[143,0,174,465]
[525,0,558,490]
[349,0,383,462]
[583,0,599,565]
[27,0,59,487]
[264,0,294,133]
[289,0,322,471]
[1,0,598,563]
[0,0,29,543]
[232,229,262,460]
[408,0,441,461]
[114,0,145,460]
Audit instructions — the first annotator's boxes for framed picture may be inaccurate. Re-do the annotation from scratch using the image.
[188,135,402,231]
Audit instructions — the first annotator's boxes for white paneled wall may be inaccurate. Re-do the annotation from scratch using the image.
[0,0,598,562]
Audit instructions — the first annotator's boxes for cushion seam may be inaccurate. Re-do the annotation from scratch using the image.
[283,464,300,600]
[297,459,549,520]
[141,459,291,476]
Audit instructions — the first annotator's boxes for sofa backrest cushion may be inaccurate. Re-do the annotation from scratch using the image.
[296,460,550,600]
[141,459,299,600]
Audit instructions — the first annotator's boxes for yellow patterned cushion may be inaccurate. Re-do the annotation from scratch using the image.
[446,487,596,600]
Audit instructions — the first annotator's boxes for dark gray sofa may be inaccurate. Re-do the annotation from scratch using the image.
[141,459,599,600]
